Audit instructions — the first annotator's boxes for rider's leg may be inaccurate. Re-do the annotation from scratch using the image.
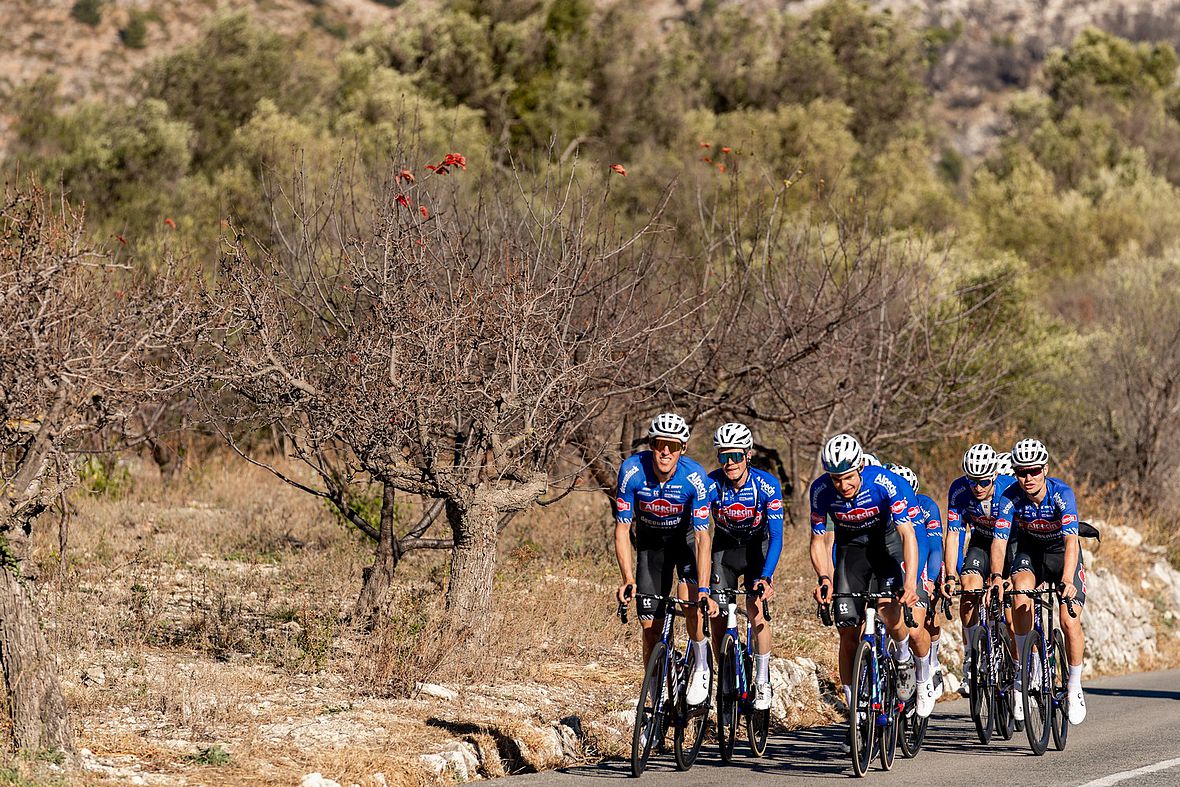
[641,619,661,666]
[838,625,860,703]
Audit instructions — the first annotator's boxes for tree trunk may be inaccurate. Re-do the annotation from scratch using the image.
[353,482,400,626]
[0,565,73,754]
[444,499,499,636]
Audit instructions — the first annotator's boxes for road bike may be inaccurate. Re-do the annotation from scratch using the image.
[618,591,712,776]
[954,586,1018,744]
[821,591,917,777]
[714,587,771,762]
[1010,586,1077,755]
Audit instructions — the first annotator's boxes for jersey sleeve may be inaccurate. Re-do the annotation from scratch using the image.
[614,459,639,526]
[1056,483,1079,536]
[759,473,785,579]
[809,477,829,536]
[890,479,918,530]
[687,467,712,532]
[945,481,966,534]
[992,489,1014,541]
[923,500,944,581]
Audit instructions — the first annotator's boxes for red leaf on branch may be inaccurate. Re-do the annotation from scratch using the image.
[721,146,732,154]
[164,217,176,229]
[610,163,627,176]
[419,205,429,219]
[699,141,711,149]
[397,169,416,183]
[114,234,127,245]
[396,193,411,209]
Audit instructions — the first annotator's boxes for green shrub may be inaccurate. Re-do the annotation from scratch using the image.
[78,456,132,499]
[186,745,230,766]
[71,0,102,27]
[120,11,148,49]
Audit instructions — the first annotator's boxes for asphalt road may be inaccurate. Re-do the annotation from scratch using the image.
[499,668,1180,786]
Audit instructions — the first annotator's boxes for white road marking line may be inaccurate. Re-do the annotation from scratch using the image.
[1077,756,1180,787]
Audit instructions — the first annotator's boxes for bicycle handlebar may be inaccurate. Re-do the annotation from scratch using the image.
[1007,586,1080,618]
[828,591,917,628]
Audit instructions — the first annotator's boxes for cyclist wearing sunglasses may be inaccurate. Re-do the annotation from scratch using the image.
[809,433,922,724]
[990,438,1088,725]
[943,443,1016,694]
[705,422,785,711]
[888,464,943,718]
[614,412,719,706]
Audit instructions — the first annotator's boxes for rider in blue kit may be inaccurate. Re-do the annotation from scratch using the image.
[705,422,784,711]
[614,413,719,706]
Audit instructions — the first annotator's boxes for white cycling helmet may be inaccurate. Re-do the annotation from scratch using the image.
[713,422,754,450]
[648,412,691,444]
[962,443,997,479]
[861,453,882,468]
[995,451,1015,476]
[1011,438,1049,468]
[822,433,863,474]
[888,463,919,493]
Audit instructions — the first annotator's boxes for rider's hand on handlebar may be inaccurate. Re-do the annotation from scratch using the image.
[616,582,635,605]
[813,575,832,605]
[754,577,776,602]
[987,573,1005,601]
[899,582,919,609]
[1059,581,1078,601]
[942,574,959,598]
[697,588,720,618]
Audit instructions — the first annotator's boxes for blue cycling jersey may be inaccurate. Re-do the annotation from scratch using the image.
[997,477,1079,544]
[707,467,785,579]
[946,476,1014,541]
[615,451,711,532]
[915,493,944,581]
[810,465,918,541]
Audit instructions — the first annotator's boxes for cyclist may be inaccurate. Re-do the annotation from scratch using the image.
[614,413,719,707]
[705,422,784,712]
[989,439,1088,725]
[809,433,921,750]
[889,464,943,718]
[943,443,1014,695]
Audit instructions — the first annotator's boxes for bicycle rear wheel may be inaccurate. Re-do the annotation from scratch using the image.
[673,643,711,770]
[994,629,1015,740]
[849,640,876,778]
[745,649,770,757]
[1051,629,1069,751]
[879,641,899,771]
[969,635,994,744]
[716,636,738,763]
[631,641,668,777]
[1021,633,1050,755]
[899,699,927,758]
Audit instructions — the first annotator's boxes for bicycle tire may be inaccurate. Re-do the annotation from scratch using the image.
[879,640,899,771]
[630,641,667,777]
[1021,633,1050,755]
[849,640,876,777]
[1051,628,1069,751]
[994,630,1015,740]
[673,643,711,770]
[969,635,994,744]
[899,698,928,758]
[745,649,769,757]
[716,636,739,763]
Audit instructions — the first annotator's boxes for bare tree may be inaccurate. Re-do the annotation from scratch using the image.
[187,161,690,632]
[0,182,193,753]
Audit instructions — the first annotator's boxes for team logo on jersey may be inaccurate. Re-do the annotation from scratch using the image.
[768,499,783,511]
[688,471,708,499]
[1062,514,1077,526]
[638,498,685,518]
[720,502,760,527]
[874,474,898,496]
[620,463,640,489]
[615,498,631,513]
[1024,517,1057,533]
[947,510,960,522]
[758,478,777,497]
[835,506,880,523]
[891,500,906,515]
[1079,565,1087,593]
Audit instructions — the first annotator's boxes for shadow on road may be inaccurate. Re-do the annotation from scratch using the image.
[1087,687,1180,701]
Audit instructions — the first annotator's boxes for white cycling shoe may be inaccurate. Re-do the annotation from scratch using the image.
[754,682,773,711]
[1013,689,1025,722]
[1069,688,1087,725]
[685,665,711,706]
[896,658,916,701]
[916,677,937,718]
[959,661,972,697]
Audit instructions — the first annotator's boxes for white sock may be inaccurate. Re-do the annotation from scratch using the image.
[842,684,852,707]
[1068,665,1082,692]
[930,638,941,664]
[897,635,912,662]
[915,651,931,682]
[691,638,709,669]
[754,653,771,683]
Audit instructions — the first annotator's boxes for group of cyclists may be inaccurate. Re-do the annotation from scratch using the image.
[613,413,1089,763]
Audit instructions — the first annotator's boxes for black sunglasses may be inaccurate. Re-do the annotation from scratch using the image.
[1015,466,1045,478]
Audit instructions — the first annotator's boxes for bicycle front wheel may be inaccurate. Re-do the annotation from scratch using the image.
[716,636,738,763]
[744,646,770,757]
[994,628,1015,740]
[1051,629,1069,751]
[970,635,994,744]
[899,699,927,758]
[673,644,711,770]
[849,640,876,777]
[631,641,668,777]
[879,640,899,771]
[1022,632,1050,755]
